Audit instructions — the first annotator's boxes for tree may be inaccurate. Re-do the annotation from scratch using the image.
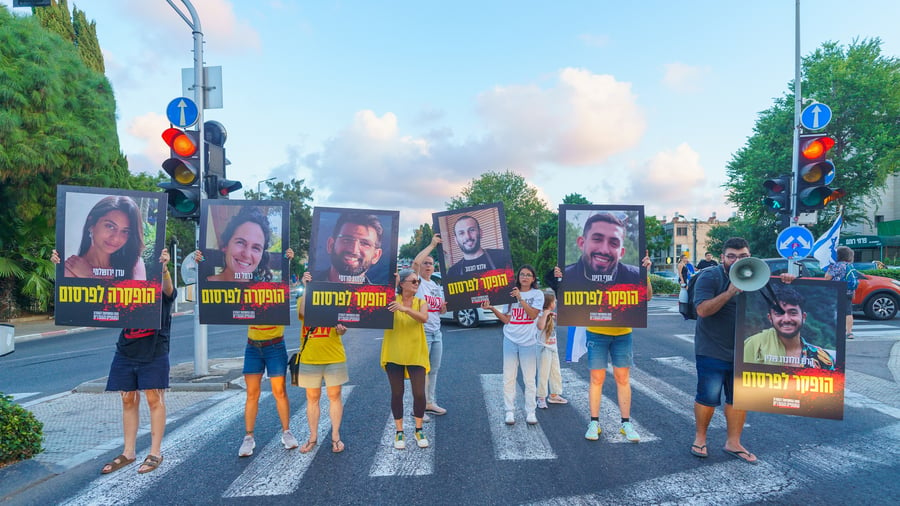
[398,223,435,265]
[245,179,315,279]
[644,216,668,263]
[724,38,900,252]
[447,171,551,269]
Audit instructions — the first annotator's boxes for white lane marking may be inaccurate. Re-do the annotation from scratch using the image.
[672,334,695,344]
[369,387,435,476]
[651,355,695,374]
[9,392,40,401]
[559,368,658,442]
[480,374,556,461]
[224,386,354,497]
[61,391,251,506]
[527,421,900,506]
[628,364,726,429]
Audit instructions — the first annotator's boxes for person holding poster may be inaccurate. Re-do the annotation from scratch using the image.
[295,272,350,454]
[63,195,147,280]
[381,268,431,449]
[412,234,449,420]
[483,265,544,426]
[742,285,835,370]
[312,212,384,284]
[52,248,174,474]
[563,212,641,288]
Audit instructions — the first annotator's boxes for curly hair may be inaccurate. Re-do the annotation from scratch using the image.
[220,206,273,282]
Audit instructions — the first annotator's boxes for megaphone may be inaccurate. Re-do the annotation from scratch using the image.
[729,257,771,292]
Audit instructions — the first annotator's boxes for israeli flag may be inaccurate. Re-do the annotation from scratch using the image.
[565,327,588,363]
[812,213,843,269]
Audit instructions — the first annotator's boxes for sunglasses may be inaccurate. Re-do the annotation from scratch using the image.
[404,278,421,285]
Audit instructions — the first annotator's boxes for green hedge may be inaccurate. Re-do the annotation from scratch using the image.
[650,275,680,295]
[862,269,900,281]
[0,393,43,464]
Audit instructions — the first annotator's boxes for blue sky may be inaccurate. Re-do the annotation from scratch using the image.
[5,0,900,238]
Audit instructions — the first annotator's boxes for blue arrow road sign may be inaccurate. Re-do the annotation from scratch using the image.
[800,103,832,131]
[166,97,199,128]
[777,226,814,259]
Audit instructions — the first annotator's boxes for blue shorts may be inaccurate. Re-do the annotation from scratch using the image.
[296,361,349,388]
[695,355,735,406]
[106,352,170,391]
[243,340,288,377]
[586,331,633,370]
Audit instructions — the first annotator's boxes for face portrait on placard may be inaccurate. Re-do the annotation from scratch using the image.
[309,208,397,286]
[203,203,286,283]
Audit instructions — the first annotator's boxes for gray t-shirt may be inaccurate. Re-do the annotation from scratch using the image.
[693,266,735,362]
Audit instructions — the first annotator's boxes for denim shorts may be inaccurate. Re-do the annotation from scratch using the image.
[296,361,349,388]
[586,330,633,370]
[243,340,288,377]
[695,355,735,406]
[106,352,170,391]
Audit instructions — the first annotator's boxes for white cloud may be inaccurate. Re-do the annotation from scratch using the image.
[662,62,711,93]
[124,112,169,174]
[625,143,706,212]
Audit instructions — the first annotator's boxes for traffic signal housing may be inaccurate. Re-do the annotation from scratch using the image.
[763,175,791,215]
[158,127,202,219]
[796,133,840,212]
[203,120,242,199]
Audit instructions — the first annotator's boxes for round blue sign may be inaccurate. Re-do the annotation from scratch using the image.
[800,103,832,131]
[166,97,199,128]
[776,226,814,259]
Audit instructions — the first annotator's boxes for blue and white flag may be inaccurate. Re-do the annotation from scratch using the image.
[565,326,587,363]
[812,213,843,269]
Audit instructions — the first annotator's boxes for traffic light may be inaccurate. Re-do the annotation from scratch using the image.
[762,175,791,215]
[203,120,242,199]
[204,175,243,199]
[796,133,840,212]
[158,127,202,219]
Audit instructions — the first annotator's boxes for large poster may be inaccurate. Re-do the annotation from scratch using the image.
[54,186,167,328]
[303,207,399,328]
[734,278,845,420]
[432,203,516,311]
[197,200,291,325]
[556,205,648,327]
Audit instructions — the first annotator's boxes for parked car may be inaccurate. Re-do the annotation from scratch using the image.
[431,272,506,328]
[762,257,900,320]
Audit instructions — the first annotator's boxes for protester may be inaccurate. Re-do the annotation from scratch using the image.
[412,234,449,421]
[824,245,857,340]
[535,290,566,409]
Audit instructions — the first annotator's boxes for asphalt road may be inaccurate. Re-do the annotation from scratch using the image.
[5,299,900,505]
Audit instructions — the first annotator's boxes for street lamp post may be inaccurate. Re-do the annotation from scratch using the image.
[257,177,276,197]
[672,212,684,274]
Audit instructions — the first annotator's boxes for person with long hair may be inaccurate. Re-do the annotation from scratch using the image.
[207,206,274,282]
[824,245,857,339]
[535,290,567,409]
[382,268,431,449]
[483,264,544,426]
[63,195,146,280]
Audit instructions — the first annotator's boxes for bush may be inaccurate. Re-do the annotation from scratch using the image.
[863,268,900,281]
[650,274,679,295]
[0,393,43,464]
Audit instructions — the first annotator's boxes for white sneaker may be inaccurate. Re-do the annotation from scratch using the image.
[585,420,601,441]
[393,432,405,450]
[537,397,548,409]
[281,430,299,450]
[505,411,515,425]
[425,403,447,415]
[620,421,641,442]
[526,412,538,425]
[547,395,568,404]
[415,431,429,448]
[238,435,255,457]
[423,412,432,423]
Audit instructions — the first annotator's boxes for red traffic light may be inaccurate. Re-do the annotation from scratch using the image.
[162,127,198,158]
[800,136,835,160]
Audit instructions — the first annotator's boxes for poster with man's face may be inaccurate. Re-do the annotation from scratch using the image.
[303,207,399,329]
[557,204,647,327]
[432,203,516,311]
[197,200,291,325]
[54,185,167,328]
[734,278,845,420]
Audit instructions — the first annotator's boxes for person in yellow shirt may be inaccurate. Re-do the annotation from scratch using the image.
[550,253,652,443]
[295,271,350,453]
[382,268,430,450]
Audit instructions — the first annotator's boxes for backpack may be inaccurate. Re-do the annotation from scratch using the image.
[679,265,725,320]
[845,267,859,291]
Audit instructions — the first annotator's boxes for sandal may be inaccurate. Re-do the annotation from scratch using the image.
[100,454,135,474]
[332,439,345,453]
[137,454,163,474]
[299,439,317,454]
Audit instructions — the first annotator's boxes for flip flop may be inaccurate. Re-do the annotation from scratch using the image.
[723,448,758,465]
[100,454,135,474]
[690,444,708,458]
[137,454,163,474]
[332,439,345,453]
[299,440,317,454]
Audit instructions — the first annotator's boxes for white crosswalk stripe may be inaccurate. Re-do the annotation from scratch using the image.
[628,362,726,429]
[480,374,556,460]
[559,368,659,442]
[369,387,436,476]
[223,386,354,497]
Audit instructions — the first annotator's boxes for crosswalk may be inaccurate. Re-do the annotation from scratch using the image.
[50,353,900,505]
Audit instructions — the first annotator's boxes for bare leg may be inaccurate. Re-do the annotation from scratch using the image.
[589,368,606,417]
[327,385,343,442]
[120,391,140,460]
[305,387,322,441]
[692,402,714,457]
[138,389,166,472]
[612,367,632,418]
[270,376,291,431]
[723,403,756,461]
[244,374,262,434]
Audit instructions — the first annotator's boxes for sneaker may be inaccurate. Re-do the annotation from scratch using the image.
[238,435,256,457]
[393,432,405,450]
[585,420,601,441]
[423,412,432,423]
[547,395,568,404]
[281,430,299,450]
[505,411,515,425]
[620,421,640,442]
[415,431,429,448]
[425,403,447,415]
[526,412,538,425]
[537,397,548,409]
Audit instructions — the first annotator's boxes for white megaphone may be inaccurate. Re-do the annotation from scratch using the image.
[728,257,771,292]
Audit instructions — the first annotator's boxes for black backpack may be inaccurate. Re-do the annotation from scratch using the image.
[679,265,726,320]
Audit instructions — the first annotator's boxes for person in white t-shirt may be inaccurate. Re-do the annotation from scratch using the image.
[483,264,544,426]
[412,235,448,419]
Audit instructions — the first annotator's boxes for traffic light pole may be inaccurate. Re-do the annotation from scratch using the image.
[787,0,802,277]
[168,0,209,375]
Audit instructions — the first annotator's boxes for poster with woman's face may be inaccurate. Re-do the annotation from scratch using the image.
[198,200,291,325]
[54,185,167,328]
